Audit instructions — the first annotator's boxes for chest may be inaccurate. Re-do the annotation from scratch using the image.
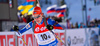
[34,22,49,33]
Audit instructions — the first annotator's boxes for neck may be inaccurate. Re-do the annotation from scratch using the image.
[37,18,43,25]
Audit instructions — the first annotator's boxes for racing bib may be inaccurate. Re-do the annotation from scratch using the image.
[35,31,56,45]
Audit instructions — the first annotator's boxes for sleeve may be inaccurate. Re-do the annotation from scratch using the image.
[47,18,63,30]
[19,21,33,34]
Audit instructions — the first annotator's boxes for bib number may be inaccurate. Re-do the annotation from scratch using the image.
[38,32,51,41]
[41,34,51,40]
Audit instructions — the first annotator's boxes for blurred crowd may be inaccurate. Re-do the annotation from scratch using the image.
[66,18,100,29]
[17,12,100,30]
[17,13,34,23]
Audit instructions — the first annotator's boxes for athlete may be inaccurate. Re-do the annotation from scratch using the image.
[18,6,63,46]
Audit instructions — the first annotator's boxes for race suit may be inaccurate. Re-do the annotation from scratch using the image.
[19,18,63,46]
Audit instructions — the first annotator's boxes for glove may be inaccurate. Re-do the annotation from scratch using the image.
[12,25,19,31]
[46,25,53,30]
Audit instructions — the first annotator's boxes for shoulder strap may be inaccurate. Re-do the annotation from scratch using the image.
[44,17,47,26]
[32,17,47,32]
[33,21,36,32]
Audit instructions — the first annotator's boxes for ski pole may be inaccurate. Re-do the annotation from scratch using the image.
[17,32,27,46]
[50,30,66,46]
[13,26,27,46]
[19,35,27,45]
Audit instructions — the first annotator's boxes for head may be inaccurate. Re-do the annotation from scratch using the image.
[32,6,43,24]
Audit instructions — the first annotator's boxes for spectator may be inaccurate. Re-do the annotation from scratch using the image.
[71,23,74,29]
[75,22,78,28]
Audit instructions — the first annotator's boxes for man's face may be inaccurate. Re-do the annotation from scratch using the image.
[32,13,43,24]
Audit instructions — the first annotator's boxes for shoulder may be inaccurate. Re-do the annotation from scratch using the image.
[25,21,33,29]
[46,18,56,25]
[46,18,54,22]
[46,18,49,20]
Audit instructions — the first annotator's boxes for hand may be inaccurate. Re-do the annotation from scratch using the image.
[12,25,19,31]
[46,25,53,30]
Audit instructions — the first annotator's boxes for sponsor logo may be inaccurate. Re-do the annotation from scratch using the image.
[67,36,71,46]
[72,36,83,45]
[26,24,30,29]
[67,36,84,45]
[35,27,46,32]
[49,42,57,46]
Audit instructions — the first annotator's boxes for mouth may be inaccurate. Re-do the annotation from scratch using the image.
[36,20,40,23]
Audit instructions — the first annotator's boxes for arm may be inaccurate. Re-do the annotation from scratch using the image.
[19,21,33,34]
[47,18,63,30]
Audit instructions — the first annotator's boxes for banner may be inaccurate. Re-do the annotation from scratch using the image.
[1,28,99,46]
[0,32,15,46]
[86,28,99,46]
[66,29,86,46]
[54,29,65,46]
[66,28,100,46]
[17,32,38,46]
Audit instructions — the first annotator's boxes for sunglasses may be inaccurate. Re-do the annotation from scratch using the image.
[32,15,40,19]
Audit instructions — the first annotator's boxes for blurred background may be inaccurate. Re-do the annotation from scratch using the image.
[0,0,100,46]
[0,0,100,32]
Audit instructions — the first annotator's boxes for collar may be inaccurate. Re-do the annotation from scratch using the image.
[38,18,44,25]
